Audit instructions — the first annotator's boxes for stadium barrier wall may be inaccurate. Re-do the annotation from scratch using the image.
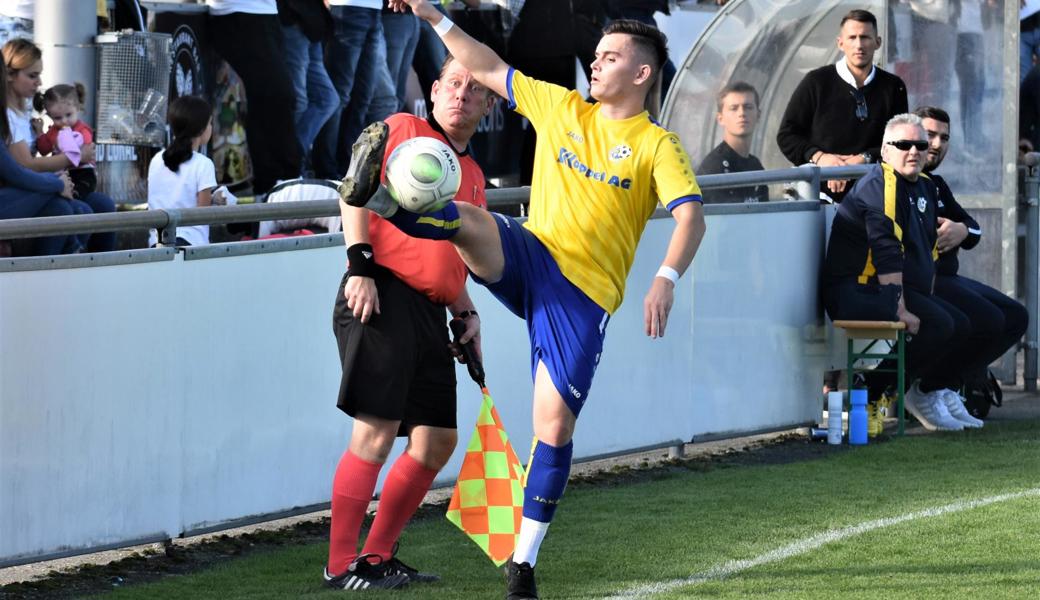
[0,197,840,567]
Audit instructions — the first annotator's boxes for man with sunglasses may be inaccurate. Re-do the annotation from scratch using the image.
[823,113,970,432]
[777,9,908,200]
[913,106,1027,424]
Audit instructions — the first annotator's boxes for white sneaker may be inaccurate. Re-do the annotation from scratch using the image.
[938,389,984,428]
[905,382,964,431]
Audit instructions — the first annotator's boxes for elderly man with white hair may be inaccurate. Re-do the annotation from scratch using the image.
[822,113,974,432]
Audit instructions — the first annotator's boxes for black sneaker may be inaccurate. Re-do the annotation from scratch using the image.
[385,556,440,583]
[505,560,538,599]
[383,542,440,583]
[339,121,389,208]
[323,554,409,591]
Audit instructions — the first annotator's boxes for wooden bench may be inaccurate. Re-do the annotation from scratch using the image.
[833,320,907,435]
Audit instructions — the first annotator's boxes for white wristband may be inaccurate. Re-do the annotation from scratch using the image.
[432,15,454,37]
[655,265,680,285]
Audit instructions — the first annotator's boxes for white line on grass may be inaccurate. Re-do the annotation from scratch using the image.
[604,487,1040,599]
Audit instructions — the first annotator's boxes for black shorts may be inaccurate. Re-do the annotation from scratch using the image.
[332,269,457,435]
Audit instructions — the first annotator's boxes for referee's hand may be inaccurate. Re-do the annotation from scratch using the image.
[344,276,380,323]
[449,313,482,365]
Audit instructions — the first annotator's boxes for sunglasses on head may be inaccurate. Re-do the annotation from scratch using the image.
[887,140,928,152]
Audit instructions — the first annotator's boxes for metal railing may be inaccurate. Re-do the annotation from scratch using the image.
[1021,154,1040,391]
[0,164,871,243]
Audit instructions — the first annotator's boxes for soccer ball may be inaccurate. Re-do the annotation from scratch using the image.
[385,136,462,213]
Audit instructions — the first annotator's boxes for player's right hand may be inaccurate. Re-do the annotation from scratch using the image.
[344,276,380,323]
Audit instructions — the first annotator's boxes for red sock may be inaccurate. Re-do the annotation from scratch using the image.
[361,452,439,560]
[328,450,382,575]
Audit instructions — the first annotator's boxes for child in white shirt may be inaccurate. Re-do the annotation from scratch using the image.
[148,96,217,247]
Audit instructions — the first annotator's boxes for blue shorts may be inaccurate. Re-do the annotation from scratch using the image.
[471,213,610,416]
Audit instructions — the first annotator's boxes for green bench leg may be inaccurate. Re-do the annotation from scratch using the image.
[897,330,905,436]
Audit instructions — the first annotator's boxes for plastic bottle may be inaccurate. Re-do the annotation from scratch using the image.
[827,391,843,445]
[867,400,880,438]
[849,389,868,445]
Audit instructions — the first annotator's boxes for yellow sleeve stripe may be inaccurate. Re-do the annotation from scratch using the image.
[858,165,903,283]
[882,163,903,245]
[858,250,876,285]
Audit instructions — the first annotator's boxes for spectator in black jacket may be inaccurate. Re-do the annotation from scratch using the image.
[823,113,970,432]
[915,106,1027,415]
[698,81,767,203]
[776,9,907,199]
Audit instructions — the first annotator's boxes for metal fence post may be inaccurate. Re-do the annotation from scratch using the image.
[158,210,180,248]
[1022,154,1040,391]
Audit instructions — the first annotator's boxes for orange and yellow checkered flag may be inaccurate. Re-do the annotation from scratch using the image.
[446,387,526,566]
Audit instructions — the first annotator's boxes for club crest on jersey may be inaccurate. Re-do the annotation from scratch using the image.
[609,144,632,161]
[917,197,927,213]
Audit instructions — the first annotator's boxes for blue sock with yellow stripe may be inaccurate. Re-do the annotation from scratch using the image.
[386,201,461,240]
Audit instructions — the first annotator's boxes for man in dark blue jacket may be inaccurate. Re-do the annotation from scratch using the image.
[823,113,968,431]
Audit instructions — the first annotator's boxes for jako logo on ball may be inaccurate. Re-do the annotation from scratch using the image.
[386,137,461,213]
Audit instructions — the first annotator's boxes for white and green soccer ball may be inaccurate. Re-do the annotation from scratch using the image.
[385,136,461,213]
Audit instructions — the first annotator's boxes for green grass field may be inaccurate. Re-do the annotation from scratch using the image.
[94,420,1040,599]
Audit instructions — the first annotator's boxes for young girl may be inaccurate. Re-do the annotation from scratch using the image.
[148,95,216,247]
[34,82,96,199]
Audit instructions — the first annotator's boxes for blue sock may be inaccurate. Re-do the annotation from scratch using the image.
[386,201,461,241]
[522,440,573,523]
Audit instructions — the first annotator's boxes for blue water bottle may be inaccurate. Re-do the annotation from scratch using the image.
[849,389,868,445]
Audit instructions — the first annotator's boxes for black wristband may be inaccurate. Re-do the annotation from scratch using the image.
[457,310,478,320]
[346,243,376,278]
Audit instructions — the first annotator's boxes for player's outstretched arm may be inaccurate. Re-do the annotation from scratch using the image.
[643,201,706,339]
[389,0,510,99]
[340,202,380,323]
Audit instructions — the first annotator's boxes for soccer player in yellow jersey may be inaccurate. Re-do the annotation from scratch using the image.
[342,1,706,597]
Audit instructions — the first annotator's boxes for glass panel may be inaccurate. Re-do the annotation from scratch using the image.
[888,0,1004,195]
[664,0,884,175]
[664,0,1007,198]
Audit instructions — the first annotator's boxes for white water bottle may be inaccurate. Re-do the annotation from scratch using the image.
[827,391,843,445]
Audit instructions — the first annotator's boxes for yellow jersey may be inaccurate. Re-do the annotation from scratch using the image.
[507,69,701,313]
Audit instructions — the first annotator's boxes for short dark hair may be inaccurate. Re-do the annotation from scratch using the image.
[839,9,878,34]
[602,19,669,79]
[913,106,951,125]
[716,81,759,112]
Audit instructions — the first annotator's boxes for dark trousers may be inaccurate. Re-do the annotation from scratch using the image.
[934,274,1028,383]
[0,188,78,255]
[209,12,301,195]
[824,282,970,397]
